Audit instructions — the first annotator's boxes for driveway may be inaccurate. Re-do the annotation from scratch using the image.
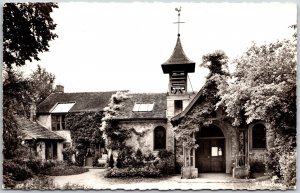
[53,169,288,190]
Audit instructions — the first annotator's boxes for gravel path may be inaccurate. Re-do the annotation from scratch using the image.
[53,169,288,190]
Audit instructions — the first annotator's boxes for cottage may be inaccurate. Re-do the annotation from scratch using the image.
[36,90,117,164]
[16,116,65,161]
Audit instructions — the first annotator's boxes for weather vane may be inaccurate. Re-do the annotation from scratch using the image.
[174,6,185,36]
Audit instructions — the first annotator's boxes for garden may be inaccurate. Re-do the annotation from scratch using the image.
[3,158,88,189]
[105,148,173,178]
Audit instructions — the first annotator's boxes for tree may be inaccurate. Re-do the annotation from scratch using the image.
[3,3,58,160]
[3,3,58,71]
[30,64,55,105]
[218,38,296,185]
[218,39,296,128]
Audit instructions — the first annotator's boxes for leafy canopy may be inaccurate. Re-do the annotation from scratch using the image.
[3,3,58,70]
[218,39,296,128]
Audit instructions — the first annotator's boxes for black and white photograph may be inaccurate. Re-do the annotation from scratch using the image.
[2,0,297,190]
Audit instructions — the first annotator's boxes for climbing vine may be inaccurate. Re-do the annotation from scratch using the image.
[174,50,229,149]
[101,91,131,151]
[65,111,105,166]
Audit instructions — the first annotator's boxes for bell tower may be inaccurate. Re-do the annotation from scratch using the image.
[162,7,195,117]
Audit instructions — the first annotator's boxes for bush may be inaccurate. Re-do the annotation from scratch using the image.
[62,182,86,190]
[116,147,135,168]
[144,152,156,162]
[62,147,75,166]
[109,153,114,168]
[3,160,33,182]
[25,159,42,174]
[16,175,56,190]
[43,163,88,176]
[75,149,86,166]
[265,147,281,177]
[158,150,173,175]
[93,156,100,167]
[105,165,162,178]
[279,149,296,187]
[134,148,144,168]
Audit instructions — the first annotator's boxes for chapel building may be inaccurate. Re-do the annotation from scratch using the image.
[33,13,269,179]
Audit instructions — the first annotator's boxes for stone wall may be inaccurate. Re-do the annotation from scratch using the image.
[119,120,168,154]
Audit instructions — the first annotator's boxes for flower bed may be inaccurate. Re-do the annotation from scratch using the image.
[105,166,162,178]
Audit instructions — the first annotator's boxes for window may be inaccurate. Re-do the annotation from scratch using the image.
[51,114,66,131]
[132,103,154,112]
[51,102,75,113]
[154,126,166,150]
[252,124,266,149]
[174,100,183,115]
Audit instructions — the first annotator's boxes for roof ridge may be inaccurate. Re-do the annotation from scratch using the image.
[61,90,121,94]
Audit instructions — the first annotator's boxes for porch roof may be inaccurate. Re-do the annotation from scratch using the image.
[15,116,65,141]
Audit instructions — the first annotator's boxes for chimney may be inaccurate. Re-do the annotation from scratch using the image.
[55,85,64,93]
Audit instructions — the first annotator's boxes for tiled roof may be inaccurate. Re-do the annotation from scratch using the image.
[15,116,65,141]
[114,93,167,120]
[162,36,195,65]
[37,91,117,114]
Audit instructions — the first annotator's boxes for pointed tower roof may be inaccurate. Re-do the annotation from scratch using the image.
[161,35,195,74]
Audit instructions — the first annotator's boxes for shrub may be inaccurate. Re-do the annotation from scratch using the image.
[62,147,75,166]
[43,163,88,176]
[279,149,296,187]
[116,147,135,168]
[109,153,114,168]
[265,147,281,177]
[16,175,56,190]
[25,159,42,174]
[3,159,33,182]
[133,149,144,168]
[158,150,173,175]
[75,149,86,166]
[144,152,156,162]
[93,156,100,167]
[62,182,86,190]
[105,165,161,178]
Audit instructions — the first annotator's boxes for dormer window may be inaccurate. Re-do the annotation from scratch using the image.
[132,103,154,112]
[50,102,75,131]
[50,102,75,113]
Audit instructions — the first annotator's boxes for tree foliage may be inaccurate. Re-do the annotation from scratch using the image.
[218,39,296,129]
[2,3,58,161]
[30,65,56,104]
[174,51,229,149]
[3,3,58,70]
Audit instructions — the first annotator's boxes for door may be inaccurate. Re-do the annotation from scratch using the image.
[196,138,225,172]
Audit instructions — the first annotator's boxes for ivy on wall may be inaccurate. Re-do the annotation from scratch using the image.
[101,91,131,151]
[65,111,105,166]
[174,51,229,149]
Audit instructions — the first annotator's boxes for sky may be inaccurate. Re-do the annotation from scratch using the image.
[22,2,297,93]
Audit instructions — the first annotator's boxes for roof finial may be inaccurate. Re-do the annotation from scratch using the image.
[174,6,184,37]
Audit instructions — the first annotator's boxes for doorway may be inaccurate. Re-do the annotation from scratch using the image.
[196,125,226,173]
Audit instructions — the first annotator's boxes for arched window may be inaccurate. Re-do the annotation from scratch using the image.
[154,126,166,150]
[252,124,266,149]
